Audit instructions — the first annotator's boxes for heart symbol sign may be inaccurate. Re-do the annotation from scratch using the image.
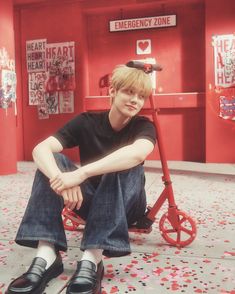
[138,41,149,51]
[136,39,151,55]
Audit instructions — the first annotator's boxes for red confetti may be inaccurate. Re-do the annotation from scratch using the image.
[171,282,180,291]
[203,259,211,263]
[110,286,119,293]
[224,251,235,256]
[59,275,68,281]
[153,268,164,275]
[161,277,169,281]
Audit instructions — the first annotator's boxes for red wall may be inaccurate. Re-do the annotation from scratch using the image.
[205,0,235,163]
[87,4,205,95]
[15,2,89,161]
[86,3,205,161]
[14,0,207,162]
[0,0,17,174]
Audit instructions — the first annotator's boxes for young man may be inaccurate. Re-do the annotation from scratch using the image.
[7,64,156,294]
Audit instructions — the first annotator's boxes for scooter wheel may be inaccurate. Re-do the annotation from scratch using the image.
[159,210,197,247]
[63,216,78,231]
[62,208,85,231]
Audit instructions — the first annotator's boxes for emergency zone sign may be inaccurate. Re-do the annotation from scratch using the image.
[109,15,176,32]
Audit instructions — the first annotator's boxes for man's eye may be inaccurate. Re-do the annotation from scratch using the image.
[139,94,145,100]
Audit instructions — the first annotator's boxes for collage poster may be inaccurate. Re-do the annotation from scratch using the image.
[0,47,17,109]
[213,34,235,120]
[26,39,75,119]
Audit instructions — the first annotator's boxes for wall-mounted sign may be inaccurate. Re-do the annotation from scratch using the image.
[136,39,151,55]
[109,15,176,32]
[212,34,235,88]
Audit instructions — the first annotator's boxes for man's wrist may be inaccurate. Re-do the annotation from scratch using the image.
[75,167,89,182]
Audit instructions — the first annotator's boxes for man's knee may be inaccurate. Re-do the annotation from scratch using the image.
[53,153,77,172]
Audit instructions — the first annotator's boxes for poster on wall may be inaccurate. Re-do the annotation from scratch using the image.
[212,34,235,88]
[219,95,235,121]
[28,72,47,105]
[213,34,235,120]
[59,91,74,113]
[45,91,59,114]
[0,47,16,109]
[45,42,75,92]
[26,39,46,72]
[0,69,17,109]
[37,102,49,120]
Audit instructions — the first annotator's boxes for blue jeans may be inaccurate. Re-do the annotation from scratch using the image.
[15,153,147,257]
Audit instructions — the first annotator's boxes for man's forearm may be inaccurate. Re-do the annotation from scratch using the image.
[81,139,153,180]
[32,144,62,179]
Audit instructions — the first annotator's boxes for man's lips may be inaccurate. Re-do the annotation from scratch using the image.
[126,104,137,110]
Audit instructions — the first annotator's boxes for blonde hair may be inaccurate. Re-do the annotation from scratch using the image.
[110,65,152,98]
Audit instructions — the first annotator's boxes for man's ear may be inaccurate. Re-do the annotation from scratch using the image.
[109,86,116,98]
[109,87,116,105]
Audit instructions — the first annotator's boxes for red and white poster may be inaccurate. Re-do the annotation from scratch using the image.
[219,95,235,121]
[212,34,235,88]
[0,47,16,109]
[45,42,75,92]
[0,70,17,108]
[26,39,76,115]
[45,91,59,114]
[26,39,46,72]
[59,91,74,113]
[37,102,49,120]
[28,72,47,105]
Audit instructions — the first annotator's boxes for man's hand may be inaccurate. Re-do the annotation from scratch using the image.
[60,186,83,211]
[50,169,86,193]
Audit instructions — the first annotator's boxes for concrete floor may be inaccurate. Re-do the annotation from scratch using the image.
[0,161,234,294]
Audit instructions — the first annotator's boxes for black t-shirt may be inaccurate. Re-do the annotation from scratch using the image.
[53,111,156,185]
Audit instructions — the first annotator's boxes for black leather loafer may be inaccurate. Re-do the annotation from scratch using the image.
[6,253,64,294]
[66,260,104,294]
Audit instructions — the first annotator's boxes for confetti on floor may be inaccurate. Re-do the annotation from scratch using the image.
[0,161,234,293]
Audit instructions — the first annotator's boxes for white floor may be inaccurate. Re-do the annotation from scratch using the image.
[0,161,234,294]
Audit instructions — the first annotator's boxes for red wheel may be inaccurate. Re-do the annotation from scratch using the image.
[62,208,85,231]
[159,210,197,247]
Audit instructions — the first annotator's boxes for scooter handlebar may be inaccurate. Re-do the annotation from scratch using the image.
[126,60,163,73]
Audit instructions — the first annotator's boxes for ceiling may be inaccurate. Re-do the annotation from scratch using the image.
[13,0,204,6]
[13,0,204,15]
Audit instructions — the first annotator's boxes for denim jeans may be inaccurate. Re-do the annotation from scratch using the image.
[15,153,147,257]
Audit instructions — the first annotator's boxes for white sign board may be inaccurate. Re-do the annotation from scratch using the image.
[110,15,176,32]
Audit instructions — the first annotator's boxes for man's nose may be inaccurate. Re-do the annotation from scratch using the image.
[130,93,138,103]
